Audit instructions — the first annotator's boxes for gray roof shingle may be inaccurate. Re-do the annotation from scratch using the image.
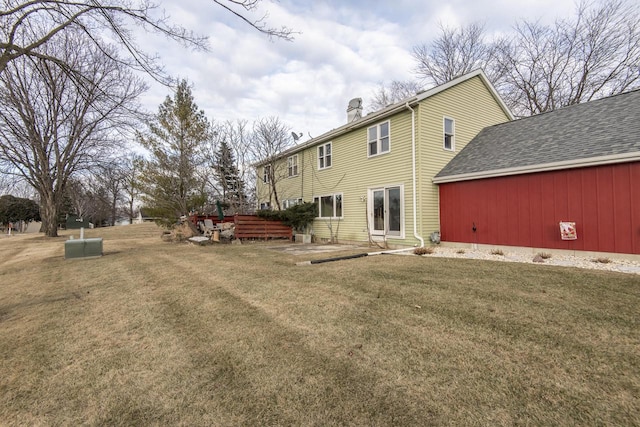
[436,89,640,181]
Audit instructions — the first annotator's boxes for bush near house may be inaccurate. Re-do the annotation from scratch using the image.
[257,202,317,233]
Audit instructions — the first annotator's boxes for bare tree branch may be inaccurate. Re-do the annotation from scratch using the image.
[211,0,296,41]
[1,0,296,85]
[368,80,424,112]
[412,0,640,117]
[0,28,146,236]
[249,116,292,211]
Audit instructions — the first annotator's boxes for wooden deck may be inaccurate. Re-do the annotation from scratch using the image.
[189,214,292,241]
[233,215,293,241]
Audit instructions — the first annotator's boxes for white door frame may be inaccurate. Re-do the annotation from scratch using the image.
[368,184,404,239]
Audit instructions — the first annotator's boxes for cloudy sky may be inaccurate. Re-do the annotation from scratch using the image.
[138,0,578,141]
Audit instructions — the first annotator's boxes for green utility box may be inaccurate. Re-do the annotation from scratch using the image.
[66,214,90,229]
[64,238,103,259]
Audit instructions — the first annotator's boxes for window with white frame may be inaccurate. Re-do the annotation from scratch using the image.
[444,117,455,151]
[313,194,343,218]
[259,201,271,210]
[368,121,390,157]
[287,155,298,177]
[282,198,302,209]
[318,142,332,169]
[262,164,271,183]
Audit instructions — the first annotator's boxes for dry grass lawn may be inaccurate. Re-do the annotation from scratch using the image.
[0,223,638,426]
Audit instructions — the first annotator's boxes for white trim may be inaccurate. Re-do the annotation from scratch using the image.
[433,152,640,184]
[313,193,343,219]
[367,184,405,239]
[443,116,455,151]
[287,154,298,178]
[282,198,303,209]
[317,142,332,170]
[367,120,391,158]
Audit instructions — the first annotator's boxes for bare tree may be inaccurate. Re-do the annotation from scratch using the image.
[121,152,143,223]
[0,1,294,83]
[94,161,126,226]
[411,0,640,116]
[65,178,93,220]
[413,22,504,87]
[0,30,145,236]
[65,174,117,226]
[369,80,424,112]
[202,119,256,214]
[250,116,292,211]
[495,0,640,115]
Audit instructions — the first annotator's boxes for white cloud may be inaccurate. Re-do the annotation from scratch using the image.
[136,0,581,140]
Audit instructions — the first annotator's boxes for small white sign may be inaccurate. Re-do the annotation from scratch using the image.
[559,222,577,240]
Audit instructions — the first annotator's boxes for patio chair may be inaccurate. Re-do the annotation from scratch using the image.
[203,219,217,237]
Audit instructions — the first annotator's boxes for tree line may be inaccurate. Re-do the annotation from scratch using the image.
[0,0,293,237]
[371,0,640,117]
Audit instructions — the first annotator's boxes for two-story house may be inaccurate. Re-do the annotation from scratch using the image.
[256,70,513,247]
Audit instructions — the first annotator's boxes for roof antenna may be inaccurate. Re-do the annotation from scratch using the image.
[291,132,303,143]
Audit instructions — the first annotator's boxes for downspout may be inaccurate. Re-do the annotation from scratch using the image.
[405,102,425,248]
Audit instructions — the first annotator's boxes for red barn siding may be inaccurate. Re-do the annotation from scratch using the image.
[438,162,640,254]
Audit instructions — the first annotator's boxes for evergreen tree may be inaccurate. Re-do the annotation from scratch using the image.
[139,80,212,224]
[0,195,40,225]
[213,139,248,214]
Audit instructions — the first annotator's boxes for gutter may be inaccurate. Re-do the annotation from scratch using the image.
[433,152,640,184]
[405,102,425,248]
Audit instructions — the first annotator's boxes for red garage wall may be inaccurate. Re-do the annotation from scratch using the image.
[438,162,640,254]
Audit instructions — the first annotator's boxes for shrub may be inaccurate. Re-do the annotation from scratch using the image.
[257,202,317,232]
[538,252,552,259]
[456,249,466,254]
[414,247,434,255]
[592,257,611,264]
[491,249,504,256]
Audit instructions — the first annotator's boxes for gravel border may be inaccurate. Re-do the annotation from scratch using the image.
[415,247,640,275]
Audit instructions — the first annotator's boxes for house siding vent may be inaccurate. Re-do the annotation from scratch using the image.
[347,98,363,123]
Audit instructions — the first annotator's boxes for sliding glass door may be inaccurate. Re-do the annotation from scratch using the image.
[370,186,402,237]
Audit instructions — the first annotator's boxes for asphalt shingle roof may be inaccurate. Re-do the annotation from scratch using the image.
[436,89,640,180]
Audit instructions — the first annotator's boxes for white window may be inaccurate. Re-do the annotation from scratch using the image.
[287,155,298,177]
[259,201,271,210]
[368,121,390,157]
[444,117,455,151]
[318,142,332,170]
[282,198,302,209]
[262,164,271,183]
[313,194,343,219]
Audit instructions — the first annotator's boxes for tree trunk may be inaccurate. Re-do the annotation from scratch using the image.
[129,199,134,224]
[40,192,59,237]
[111,196,117,226]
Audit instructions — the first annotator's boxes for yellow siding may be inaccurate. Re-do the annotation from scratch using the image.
[300,110,415,245]
[258,74,511,246]
[417,76,511,239]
